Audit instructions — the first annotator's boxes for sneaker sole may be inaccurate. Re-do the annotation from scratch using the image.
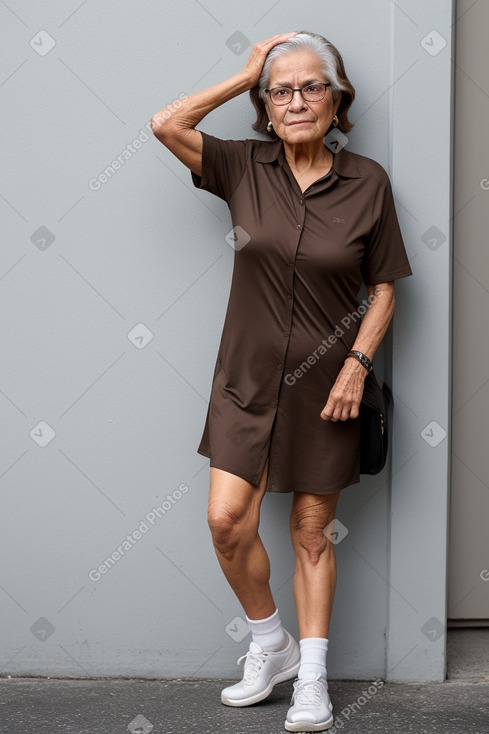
[221,660,301,707]
[284,711,334,732]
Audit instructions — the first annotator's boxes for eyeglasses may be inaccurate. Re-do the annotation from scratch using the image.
[265,82,331,106]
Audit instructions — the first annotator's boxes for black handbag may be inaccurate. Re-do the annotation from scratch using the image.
[359,370,392,475]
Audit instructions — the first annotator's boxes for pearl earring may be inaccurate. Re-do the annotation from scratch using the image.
[267,120,273,133]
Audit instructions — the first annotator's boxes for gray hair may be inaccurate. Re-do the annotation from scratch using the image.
[258,31,348,102]
[250,30,355,136]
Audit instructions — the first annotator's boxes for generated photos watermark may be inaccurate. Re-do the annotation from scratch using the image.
[88,484,189,582]
[88,94,188,191]
[323,518,349,545]
[127,714,153,734]
[420,421,447,447]
[225,615,250,643]
[284,289,383,386]
[329,679,384,732]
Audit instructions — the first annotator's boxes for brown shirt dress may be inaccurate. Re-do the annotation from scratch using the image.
[191,131,412,494]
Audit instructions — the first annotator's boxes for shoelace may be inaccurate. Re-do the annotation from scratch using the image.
[237,643,269,684]
[292,679,326,707]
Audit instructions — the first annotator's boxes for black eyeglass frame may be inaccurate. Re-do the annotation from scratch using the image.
[264,82,332,105]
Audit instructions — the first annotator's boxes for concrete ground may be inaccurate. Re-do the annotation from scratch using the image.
[447,627,489,682]
[1,676,489,734]
[2,629,488,734]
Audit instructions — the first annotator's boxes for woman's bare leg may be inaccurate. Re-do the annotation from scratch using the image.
[207,460,276,620]
[289,490,341,638]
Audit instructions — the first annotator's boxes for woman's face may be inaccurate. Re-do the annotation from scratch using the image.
[264,49,341,147]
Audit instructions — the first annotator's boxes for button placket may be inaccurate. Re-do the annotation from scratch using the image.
[269,185,305,411]
[295,194,306,230]
[270,292,293,408]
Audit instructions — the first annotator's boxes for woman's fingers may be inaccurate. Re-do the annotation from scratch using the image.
[261,31,299,47]
[255,32,298,54]
[321,394,360,422]
[241,32,298,86]
[320,365,365,421]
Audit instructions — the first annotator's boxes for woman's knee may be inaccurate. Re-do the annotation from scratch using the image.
[207,468,265,558]
[290,493,340,565]
[291,512,328,565]
[207,501,243,558]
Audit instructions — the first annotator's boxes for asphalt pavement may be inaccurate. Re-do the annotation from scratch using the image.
[1,676,489,734]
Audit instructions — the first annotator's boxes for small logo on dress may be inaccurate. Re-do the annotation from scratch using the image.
[332,216,345,224]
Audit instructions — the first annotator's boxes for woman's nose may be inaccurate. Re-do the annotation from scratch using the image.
[287,89,307,111]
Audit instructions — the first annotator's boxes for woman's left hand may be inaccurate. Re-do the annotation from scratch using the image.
[320,359,367,422]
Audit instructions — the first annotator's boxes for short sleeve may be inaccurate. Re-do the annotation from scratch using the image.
[362,170,413,285]
[191,131,248,202]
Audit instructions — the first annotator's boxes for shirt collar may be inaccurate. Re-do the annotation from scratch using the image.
[252,137,361,179]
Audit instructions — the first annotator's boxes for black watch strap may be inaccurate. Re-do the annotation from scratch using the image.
[347,350,373,373]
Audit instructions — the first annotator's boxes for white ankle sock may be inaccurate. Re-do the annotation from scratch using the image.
[298,637,328,680]
[245,608,286,652]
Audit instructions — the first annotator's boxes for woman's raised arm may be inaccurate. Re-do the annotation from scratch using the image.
[150,32,297,176]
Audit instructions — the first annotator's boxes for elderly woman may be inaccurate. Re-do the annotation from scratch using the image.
[151,30,411,732]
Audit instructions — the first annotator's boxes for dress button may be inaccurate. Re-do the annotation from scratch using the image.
[277,363,283,370]
[299,198,304,206]
[283,331,289,337]
[297,224,302,230]
[271,400,278,408]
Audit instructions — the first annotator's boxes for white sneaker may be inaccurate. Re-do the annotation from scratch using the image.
[221,630,300,707]
[285,678,334,731]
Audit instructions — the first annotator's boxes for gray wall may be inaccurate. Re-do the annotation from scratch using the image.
[448,0,489,623]
[1,0,453,681]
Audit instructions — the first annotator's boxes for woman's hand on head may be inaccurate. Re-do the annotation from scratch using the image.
[240,32,298,88]
[151,31,296,176]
